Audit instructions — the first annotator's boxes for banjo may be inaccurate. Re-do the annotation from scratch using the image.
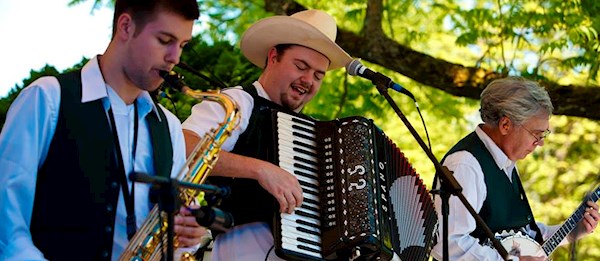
[500,184,600,259]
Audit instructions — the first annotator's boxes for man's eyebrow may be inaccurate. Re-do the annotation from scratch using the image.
[158,31,177,39]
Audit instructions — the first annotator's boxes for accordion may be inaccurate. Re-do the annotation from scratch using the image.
[271,111,438,261]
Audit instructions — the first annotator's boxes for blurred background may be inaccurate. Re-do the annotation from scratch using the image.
[2,0,600,259]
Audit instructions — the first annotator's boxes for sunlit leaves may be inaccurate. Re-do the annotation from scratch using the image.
[439,0,600,83]
[3,0,600,258]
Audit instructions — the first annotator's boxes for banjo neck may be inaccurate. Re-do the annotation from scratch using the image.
[540,185,600,256]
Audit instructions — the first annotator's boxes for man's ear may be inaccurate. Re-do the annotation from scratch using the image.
[498,116,512,135]
[266,47,278,65]
[115,13,135,40]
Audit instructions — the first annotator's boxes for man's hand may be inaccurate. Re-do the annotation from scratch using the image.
[256,161,303,214]
[206,151,305,214]
[569,201,600,241]
[174,206,208,247]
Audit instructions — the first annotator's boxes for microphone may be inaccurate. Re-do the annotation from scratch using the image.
[130,172,231,198]
[346,59,415,101]
[191,206,234,233]
[159,70,191,93]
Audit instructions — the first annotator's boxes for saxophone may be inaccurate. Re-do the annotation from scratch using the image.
[119,70,240,261]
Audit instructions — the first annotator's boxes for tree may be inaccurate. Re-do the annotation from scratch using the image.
[67,0,600,119]
[258,0,600,120]
[170,1,600,259]
[4,0,600,259]
[0,65,61,128]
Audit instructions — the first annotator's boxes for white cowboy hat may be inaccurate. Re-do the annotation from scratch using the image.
[240,9,351,70]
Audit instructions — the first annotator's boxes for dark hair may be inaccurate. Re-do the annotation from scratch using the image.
[263,44,296,69]
[112,0,200,38]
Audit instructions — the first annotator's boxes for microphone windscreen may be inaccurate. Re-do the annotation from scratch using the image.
[345,59,362,76]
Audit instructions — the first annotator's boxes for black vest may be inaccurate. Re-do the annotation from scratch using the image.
[208,85,291,227]
[30,70,173,260]
[443,132,541,244]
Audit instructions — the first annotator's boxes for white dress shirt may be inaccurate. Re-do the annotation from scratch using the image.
[183,81,285,260]
[430,126,561,261]
[0,56,186,260]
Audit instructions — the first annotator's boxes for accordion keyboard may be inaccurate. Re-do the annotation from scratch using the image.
[276,112,324,259]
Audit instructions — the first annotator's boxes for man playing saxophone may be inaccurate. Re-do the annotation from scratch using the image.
[0,0,205,259]
[182,9,352,260]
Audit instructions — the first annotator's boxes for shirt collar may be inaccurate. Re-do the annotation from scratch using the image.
[80,55,161,120]
[475,125,516,176]
[253,81,304,113]
[252,81,271,100]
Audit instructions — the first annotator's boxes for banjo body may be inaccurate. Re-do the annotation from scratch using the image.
[500,232,547,259]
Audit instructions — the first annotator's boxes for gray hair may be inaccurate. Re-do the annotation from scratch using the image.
[480,77,554,126]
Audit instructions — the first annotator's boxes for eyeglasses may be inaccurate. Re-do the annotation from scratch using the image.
[521,125,551,145]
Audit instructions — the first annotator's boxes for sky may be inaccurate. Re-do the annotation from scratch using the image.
[0,1,207,98]
[0,0,115,97]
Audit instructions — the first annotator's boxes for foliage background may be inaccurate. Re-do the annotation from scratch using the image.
[1,0,600,259]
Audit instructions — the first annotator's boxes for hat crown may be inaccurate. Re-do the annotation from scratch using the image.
[291,10,337,42]
[240,9,350,70]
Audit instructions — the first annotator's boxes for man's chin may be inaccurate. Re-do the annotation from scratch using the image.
[287,102,305,112]
[142,81,163,92]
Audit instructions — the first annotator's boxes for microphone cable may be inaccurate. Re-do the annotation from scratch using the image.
[181,42,228,89]
[265,245,275,261]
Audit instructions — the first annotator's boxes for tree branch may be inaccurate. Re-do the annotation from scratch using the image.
[264,0,600,120]
[363,0,385,37]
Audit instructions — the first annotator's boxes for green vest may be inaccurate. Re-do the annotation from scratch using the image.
[443,131,540,243]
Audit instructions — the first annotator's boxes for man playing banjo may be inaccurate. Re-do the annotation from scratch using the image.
[431,77,600,261]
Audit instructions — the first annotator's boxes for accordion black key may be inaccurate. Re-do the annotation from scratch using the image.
[271,111,438,260]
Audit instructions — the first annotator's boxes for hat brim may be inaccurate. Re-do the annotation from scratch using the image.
[240,16,351,71]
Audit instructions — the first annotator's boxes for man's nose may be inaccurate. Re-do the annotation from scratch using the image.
[165,46,182,65]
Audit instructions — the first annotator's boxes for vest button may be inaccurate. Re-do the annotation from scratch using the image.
[106,204,113,213]
[105,225,113,233]
[111,181,118,189]
[102,250,109,258]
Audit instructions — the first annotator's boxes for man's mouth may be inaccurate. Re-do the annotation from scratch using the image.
[291,84,308,95]
[156,65,174,74]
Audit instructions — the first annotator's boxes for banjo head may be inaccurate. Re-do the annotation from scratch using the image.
[500,233,547,258]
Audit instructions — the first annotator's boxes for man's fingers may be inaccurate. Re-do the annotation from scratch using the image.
[174,231,203,247]
[293,186,304,208]
[284,192,296,214]
[175,215,200,227]
[287,192,296,208]
[277,194,287,213]
[175,224,203,236]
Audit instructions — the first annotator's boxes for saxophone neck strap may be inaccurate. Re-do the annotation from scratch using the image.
[108,102,139,240]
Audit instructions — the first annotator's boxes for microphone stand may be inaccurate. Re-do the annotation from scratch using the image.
[370,81,511,261]
[155,178,178,261]
[130,173,230,261]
